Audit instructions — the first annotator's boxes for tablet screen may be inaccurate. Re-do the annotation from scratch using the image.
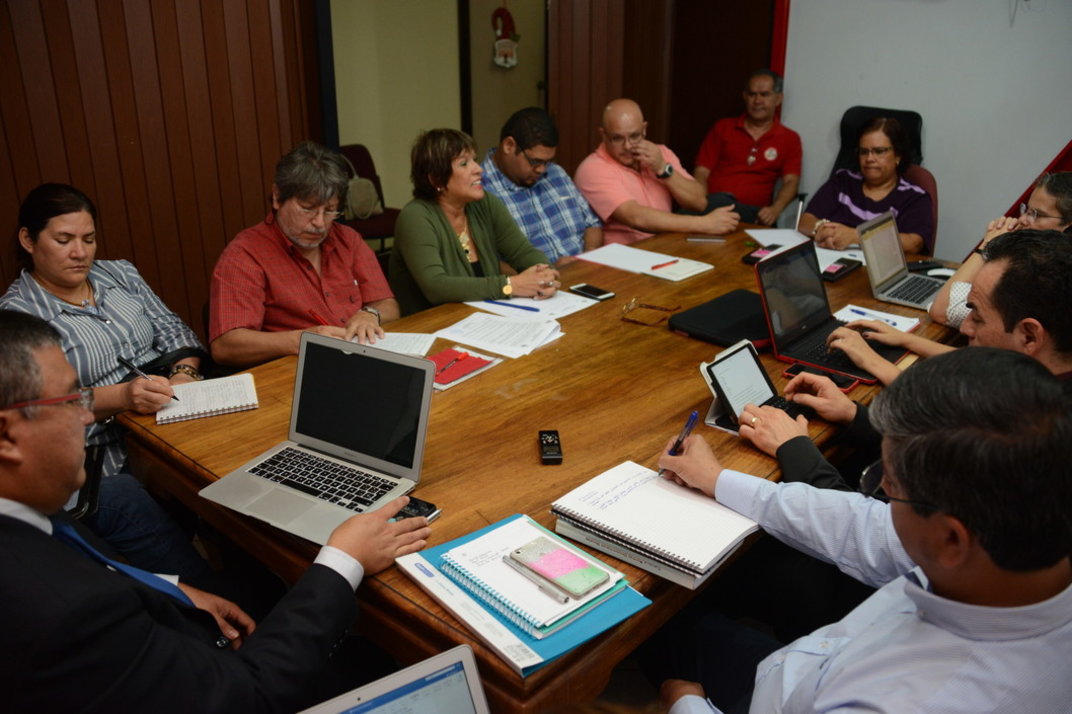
[706,343,776,420]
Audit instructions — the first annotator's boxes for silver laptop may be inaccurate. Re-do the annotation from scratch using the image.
[298,645,490,714]
[858,211,945,310]
[200,332,435,544]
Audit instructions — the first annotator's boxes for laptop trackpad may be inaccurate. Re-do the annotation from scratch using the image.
[247,491,317,524]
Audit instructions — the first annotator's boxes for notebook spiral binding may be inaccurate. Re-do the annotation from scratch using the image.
[550,507,704,573]
[440,557,543,636]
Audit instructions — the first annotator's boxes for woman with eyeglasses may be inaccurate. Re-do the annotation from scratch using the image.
[0,183,211,578]
[799,117,934,254]
[390,128,560,315]
[929,171,1072,327]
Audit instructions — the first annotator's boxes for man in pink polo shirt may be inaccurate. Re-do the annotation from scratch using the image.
[574,99,739,245]
[210,141,400,368]
[694,69,802,226]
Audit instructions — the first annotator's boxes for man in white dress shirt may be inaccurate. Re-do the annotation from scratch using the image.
[649,347,1072,713]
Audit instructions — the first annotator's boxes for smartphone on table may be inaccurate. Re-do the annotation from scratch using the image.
[509,536,609,599]
[570,283,615,301]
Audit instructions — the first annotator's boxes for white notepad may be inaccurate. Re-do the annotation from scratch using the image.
[552,461,758,574]
[155,373,259,424]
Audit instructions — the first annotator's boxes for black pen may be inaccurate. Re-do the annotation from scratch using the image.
[118,356,179,401]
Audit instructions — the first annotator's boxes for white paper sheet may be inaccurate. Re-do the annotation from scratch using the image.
[435,313,561,359]
[467,291,597,320]
[354,332,436,356]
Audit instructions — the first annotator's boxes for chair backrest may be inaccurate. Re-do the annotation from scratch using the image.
[832,106,923,176]
[903,163,939,252]
[339,144,387,205]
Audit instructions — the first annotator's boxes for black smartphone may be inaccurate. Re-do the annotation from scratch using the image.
[395,496,441,522]
[570,283,615,300]
[821,257,862,282]
[907,259,943,272]
[742,244,782,265]
[783,363,859,392]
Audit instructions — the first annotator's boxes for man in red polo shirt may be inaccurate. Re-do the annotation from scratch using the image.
[693,69,802,226]
[210,142,400,368]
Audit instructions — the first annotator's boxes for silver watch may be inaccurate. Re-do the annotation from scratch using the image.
[360,306,381,325]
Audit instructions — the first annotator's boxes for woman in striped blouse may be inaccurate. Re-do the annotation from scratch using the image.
[1,183,210,579]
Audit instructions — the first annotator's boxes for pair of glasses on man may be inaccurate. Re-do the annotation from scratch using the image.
[5,387,95,413]
[859,460,935,510]
[1019,202,1061,223]
[856,146,893,158]
[295,205,344,222]
[620,297,680,326]
[521,150,554,169]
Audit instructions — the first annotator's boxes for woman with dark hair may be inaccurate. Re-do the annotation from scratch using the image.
[1,183,210,578]
[389,129,560,315]
[799,117,934,253]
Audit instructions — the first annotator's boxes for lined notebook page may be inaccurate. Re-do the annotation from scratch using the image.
[552,461,758,572]
[156,373,258,424]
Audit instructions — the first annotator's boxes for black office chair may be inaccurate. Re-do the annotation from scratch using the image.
[69,446,105,520]
[831,106,923,176]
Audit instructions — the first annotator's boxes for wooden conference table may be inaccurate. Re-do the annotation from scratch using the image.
[121,228,951,713]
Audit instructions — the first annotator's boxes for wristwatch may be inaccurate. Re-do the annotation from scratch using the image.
[169,363,203,381]
[502,277,513,296]
[656,163,674,179]
[360,305,381,325]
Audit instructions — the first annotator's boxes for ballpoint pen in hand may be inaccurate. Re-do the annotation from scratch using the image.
[657,410,699,477]
[118,356,179,402]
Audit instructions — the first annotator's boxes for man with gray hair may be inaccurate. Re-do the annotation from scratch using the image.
[647,347,1072,713]
[211,141,400,368]
[693,69,802,225]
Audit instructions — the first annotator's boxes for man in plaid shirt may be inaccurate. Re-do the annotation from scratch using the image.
[481,107,602,266]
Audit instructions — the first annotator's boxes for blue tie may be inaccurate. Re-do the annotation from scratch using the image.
[50,517,195,607]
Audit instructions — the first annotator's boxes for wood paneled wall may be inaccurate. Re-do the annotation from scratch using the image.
[0,0,320,340]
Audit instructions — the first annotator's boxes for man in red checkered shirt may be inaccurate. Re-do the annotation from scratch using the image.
[209,142,399,368]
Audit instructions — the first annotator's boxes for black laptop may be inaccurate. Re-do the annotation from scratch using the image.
[754,241,906,384]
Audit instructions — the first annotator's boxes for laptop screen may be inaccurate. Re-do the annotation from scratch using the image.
[756,243,832,347]
[330,661,479,714]
[859,212,907,288]
[292,338,432,477]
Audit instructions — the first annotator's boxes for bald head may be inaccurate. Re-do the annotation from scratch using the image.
[602,98,644,130]
[600,99,648,168]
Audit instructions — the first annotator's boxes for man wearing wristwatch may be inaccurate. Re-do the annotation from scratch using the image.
[575,98,740,245]
[210,142,400,368]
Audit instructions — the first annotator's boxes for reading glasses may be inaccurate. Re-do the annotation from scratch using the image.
[620,297,680,326]
[6,387,95,413]
[859,460,937,511]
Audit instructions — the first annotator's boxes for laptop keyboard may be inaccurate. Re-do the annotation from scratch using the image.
[250,446,396,511]
[887,275,941,304]
[796,338,863,373]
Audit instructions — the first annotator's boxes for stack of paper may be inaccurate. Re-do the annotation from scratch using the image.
[397,514,650,677]
[356,332,436,355]
[435,312,561,358]
[578,243,712,282]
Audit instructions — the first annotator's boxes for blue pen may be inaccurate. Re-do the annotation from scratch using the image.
[484,299,539,313]
[657,410,699,477]
[848,308,895,326]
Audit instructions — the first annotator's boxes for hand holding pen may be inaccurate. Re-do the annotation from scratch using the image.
[656,414,724,498]
[118,353,179,403]
[656,410,698,477]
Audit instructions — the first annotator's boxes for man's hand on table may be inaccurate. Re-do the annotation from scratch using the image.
[327,496,431,575]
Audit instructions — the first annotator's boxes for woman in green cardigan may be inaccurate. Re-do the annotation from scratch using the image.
[390,129,561,315]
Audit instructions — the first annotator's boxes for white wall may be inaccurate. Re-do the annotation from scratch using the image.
[782,0,1072,260]
[331,0,460,208]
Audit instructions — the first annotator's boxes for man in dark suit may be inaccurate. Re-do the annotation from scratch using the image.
[0,310,431,712]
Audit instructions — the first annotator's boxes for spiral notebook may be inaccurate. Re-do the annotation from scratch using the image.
[156,373,259,424]
[440,515,625,639]
[551,461,758,586]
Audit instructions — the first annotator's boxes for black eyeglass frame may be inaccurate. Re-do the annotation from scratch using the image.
[859,460,937,511]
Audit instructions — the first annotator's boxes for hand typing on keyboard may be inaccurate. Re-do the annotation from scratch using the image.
[826,326,901,386]
[784,372,858,424]
[737,404,809,457]
[326,496,431,575]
